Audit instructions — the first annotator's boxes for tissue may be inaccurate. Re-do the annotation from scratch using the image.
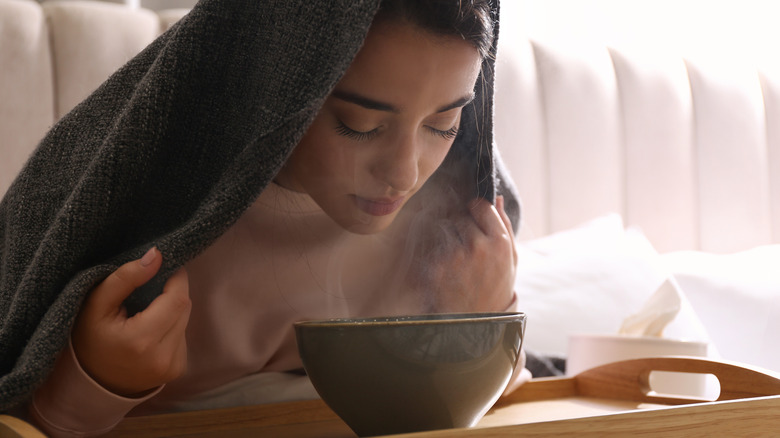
[618,278,682,337]
[568,278,715,398]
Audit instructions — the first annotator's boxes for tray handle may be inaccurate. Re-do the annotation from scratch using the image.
[576,355,780,405]
[0,415,46,438]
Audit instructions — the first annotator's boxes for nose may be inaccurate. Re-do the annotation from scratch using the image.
[371,131,419,193]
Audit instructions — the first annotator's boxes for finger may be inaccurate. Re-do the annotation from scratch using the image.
[502,350,531,396]
[168,333,189,381]
[503,368,533,396]
[154,298,191,383]
[158,269,192,344]
[467,197,505,237]
[134,267,191,338]
[495,196,517,262]
[160,302,191,353]
[496,196,511,231]
[88,247,162,315]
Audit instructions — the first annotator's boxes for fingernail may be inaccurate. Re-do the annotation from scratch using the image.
[497,195,505,210]
[140,247,157,267]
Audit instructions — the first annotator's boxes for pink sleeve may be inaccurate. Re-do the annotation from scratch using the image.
[28,338,163,438]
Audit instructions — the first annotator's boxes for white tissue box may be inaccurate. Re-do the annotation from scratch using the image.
[566,333,712,398]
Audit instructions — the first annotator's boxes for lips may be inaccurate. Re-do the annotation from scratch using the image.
[353,195,405,216]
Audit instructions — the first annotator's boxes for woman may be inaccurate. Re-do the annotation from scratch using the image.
[0,0,529,435]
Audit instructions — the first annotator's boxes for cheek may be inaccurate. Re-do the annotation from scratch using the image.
[418,141,455,181]
[305,129,364,186]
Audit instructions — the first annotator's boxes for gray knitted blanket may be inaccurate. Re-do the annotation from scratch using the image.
[0,0,518,410]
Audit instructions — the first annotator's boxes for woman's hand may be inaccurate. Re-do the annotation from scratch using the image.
[403,195,518,313]
[503,350,532,396]
[72,248,191,397]
[459,195,518,311]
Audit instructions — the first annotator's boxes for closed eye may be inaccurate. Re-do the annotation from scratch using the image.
[428,125,459,140]
[335,120,379,141]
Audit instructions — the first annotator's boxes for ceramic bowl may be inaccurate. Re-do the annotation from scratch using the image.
[294,312,526,437]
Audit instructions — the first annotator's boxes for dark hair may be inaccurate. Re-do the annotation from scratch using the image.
[374,0,495,58]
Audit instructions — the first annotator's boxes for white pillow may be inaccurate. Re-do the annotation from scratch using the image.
[515,214,711,357]
[663,245,780,373]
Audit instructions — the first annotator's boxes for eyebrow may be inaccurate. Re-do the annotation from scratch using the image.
[331,90,475,114]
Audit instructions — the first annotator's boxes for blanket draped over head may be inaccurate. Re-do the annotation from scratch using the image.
[0,0,522,410]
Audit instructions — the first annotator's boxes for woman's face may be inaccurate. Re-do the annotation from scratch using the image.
[274,20,483,234]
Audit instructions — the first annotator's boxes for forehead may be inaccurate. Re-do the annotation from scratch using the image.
[335,20,483,110]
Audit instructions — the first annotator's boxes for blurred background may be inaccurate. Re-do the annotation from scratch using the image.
[35,0,780,79]
[501,0,780,71]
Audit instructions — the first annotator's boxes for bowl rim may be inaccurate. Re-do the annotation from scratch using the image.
[293,311,525,328]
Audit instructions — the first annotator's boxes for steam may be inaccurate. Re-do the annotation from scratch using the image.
[320,170,477,319]
[271,144,481,320]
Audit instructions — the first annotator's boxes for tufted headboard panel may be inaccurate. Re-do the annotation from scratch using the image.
[494,38,780,253]
[0,0,188,196]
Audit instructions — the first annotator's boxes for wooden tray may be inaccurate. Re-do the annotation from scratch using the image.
[457,356,780,437]
[10,356,775,437]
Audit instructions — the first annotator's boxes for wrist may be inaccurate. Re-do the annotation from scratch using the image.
[67,336,165,399]
[30,338,163,437]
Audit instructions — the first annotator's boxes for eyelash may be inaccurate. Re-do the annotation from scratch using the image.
[335,121,379,141]
[431,126,459,140]
[334,121,459,142]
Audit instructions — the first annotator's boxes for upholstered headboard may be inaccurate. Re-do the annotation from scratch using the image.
[494,38,780,253]
[0,0,187,196]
